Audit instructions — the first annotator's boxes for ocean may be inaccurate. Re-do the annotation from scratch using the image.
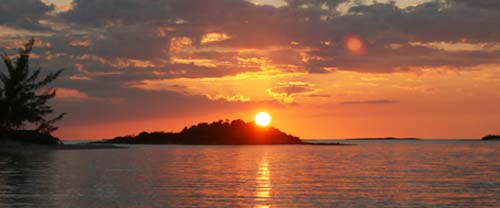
[1,140,499,207]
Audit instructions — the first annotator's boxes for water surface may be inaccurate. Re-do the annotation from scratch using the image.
[1,140,499,207]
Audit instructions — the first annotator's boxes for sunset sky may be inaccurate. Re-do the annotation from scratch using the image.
[1,0,499,139]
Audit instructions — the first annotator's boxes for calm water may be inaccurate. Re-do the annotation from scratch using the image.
[0,140,499,207]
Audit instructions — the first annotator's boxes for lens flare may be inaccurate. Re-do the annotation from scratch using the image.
[345,35,365,55]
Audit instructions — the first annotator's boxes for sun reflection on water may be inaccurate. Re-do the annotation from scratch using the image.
[255,155,271,207]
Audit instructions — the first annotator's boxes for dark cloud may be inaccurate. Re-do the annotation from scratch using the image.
[2,0,499,79]
[267,82,319,103]
[449,0,500,10]
[287,1,500,72]
[93,24,171,60]
[0,0,54,30]
[285,0,347,8]
[339,100,400,105]
[268,82,317,95]
[52,0,500,74]
[61,0,173,27]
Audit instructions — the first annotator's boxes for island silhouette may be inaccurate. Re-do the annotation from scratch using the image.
[97,119,344,145]
[482,135,500,140]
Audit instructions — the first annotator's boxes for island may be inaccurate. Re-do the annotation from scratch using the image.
[345,137,421,141]
[482,135,500,140]
[97,119,348,145]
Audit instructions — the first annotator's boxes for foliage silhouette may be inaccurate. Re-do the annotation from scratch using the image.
[101,119,304,145]
[0,38,64,144]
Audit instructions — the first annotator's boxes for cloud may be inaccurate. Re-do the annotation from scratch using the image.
[339,99,400,105]
[0,0,54,30]
[38,0,500,77]
[56,88,120,103]
[449,0,500,10]
[61,0,173,27]
[3,0,500,87]
[267,81,319,103]
[207,94,251,102]
[56,88,91,101]
[2,0,500,136]
[93,24,171,60]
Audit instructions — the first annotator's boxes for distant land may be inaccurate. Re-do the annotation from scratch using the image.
[345,137,421,141]
[0,130,123,151]
[0,130,62,145]
[482,135,500,140]
[97,119,348,145]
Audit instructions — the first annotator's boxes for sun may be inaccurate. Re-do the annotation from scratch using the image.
[254,112,271,127]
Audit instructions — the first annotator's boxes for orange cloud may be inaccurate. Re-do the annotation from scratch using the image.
[56,88,122,103]
[56,88,91,101]
[201,33,230,44]
[207,94,251,102]
[69,40,92,47]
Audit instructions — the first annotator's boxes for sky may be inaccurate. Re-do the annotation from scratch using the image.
[1,0,499,139]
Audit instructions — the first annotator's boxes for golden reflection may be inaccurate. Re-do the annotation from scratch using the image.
[255,155,271,207]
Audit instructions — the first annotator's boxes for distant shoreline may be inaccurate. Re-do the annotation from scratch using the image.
[302,142,355,146]
[0,141,126,152]
[344,137,421,141]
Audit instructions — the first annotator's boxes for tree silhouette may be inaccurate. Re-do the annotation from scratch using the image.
[0,38,65,134]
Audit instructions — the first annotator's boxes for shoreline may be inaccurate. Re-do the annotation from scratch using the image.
[302,142,355,146]
[345,137,421,141]
[0,143,127,152]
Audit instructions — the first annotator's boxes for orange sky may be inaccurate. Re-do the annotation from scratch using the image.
[1,0,500,139]
[56,66,500,139]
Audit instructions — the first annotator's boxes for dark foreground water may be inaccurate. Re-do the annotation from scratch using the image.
[0,140,499,207]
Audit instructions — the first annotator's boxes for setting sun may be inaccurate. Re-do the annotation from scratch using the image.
[254,112,271,127]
